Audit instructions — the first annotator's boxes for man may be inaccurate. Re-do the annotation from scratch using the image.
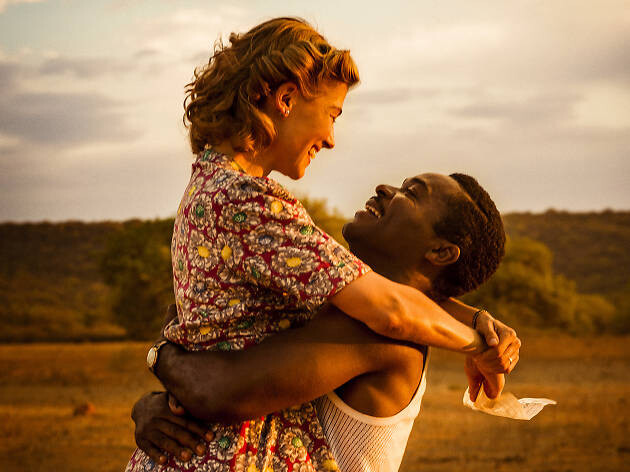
[131,173,519,470]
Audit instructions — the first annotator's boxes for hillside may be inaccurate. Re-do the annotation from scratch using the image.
[0,210,628,341]
[0,221,147,341]
[503,210,630,295]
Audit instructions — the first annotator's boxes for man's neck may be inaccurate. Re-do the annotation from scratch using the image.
[369,260,432,294]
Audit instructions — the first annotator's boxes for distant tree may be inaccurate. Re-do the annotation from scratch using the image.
[101,219,174,339]
[610,281,630,334]
[299,195,348,247]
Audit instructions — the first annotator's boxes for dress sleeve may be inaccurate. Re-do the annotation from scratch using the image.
[215,175,371,311]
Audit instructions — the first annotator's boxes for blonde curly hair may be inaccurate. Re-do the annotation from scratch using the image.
[183,17,360,154]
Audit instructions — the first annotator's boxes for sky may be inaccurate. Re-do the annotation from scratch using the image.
[0,0,629,222]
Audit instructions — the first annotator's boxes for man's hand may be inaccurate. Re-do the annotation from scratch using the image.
[131,391,213,464]
[162,304,178,335]
[474,311,520,374]
[465,356,505,401]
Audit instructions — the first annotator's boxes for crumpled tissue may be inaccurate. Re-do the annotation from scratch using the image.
[463,387,556,420]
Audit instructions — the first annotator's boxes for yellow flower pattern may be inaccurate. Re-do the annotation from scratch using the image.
[286,257,302,268]
[270,200,284,214]
[221,245,233,260]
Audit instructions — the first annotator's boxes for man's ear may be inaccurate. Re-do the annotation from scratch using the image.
[425,242,460,267]
[273,82,298,114]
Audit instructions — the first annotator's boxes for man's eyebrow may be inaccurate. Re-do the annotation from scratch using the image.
[403,177,428,191]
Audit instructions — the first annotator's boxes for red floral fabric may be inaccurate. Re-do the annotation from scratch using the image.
[125,149,370,472]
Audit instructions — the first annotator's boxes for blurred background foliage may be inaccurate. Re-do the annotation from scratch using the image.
[1,203,628,342]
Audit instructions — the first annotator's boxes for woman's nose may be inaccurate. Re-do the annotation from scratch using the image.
[323,128,335,149]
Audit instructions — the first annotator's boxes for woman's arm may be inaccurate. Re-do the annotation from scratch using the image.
[330,271,488,353]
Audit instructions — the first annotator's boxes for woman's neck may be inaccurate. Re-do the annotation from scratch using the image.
[212,142,272,177]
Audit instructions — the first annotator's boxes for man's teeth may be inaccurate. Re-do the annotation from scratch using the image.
[365,204,381,218]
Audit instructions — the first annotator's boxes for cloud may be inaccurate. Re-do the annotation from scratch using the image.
[0,52,145,148]
[38,56,133,78]
[0,0,43,14]
[350,87,441,106]
[0,141,191,222]
[133,48,160,60]
[0,60,21,87]
[572,34,630,83]
[0,90,138,147]
[129,6,251,63]
[450,93,583,127]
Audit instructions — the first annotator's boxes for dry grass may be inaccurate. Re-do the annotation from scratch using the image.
[1,333,629,472]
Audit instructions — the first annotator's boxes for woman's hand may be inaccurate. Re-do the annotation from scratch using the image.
[465,356,505,401]
[474,311,521,374]
[131,391,213,464]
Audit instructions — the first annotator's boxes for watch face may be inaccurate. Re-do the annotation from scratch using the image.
[147,347,157,367]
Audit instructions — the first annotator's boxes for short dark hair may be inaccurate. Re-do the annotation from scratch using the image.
[429,173,506,300]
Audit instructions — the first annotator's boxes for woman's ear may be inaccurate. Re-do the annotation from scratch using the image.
[274,82,298,115]
[425,242,460,267]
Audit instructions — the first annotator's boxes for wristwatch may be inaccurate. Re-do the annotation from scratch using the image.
[146,339,169,373]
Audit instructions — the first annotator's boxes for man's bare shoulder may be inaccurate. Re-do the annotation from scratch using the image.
[316,304,426,416]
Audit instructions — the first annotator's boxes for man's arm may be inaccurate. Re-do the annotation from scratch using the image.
[155,304,406,423]
[441,298,520,375]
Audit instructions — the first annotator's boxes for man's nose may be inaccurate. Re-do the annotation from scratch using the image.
[375,184,396,198]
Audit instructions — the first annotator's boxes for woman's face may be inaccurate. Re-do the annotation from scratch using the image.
[266,80,348,179]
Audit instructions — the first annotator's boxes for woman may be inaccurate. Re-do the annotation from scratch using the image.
[126,17,517,472]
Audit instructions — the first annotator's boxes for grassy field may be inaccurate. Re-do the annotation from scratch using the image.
[1,333,629,472]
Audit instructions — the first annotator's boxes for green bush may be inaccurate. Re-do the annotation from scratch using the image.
[462,237,622,333]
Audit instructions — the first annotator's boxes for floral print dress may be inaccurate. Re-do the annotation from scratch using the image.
[125,148,371,472]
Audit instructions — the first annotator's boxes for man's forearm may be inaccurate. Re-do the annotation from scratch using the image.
[440,297,478,326]
[154,308,392,423]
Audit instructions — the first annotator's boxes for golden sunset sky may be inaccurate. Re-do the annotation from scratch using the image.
[1,0,629,221]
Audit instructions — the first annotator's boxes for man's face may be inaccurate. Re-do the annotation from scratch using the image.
[342,173,465,270]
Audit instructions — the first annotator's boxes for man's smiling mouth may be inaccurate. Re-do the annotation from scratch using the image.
[365,200,382,218]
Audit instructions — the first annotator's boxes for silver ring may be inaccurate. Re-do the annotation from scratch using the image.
[509,356,513,364]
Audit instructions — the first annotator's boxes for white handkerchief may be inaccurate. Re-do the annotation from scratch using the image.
[463,386,556,420]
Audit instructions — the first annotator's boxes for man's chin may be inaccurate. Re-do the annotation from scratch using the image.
[341,221,352,241]
[342,220,370,257]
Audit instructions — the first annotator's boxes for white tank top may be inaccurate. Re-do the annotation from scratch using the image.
[314,349,429,472]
